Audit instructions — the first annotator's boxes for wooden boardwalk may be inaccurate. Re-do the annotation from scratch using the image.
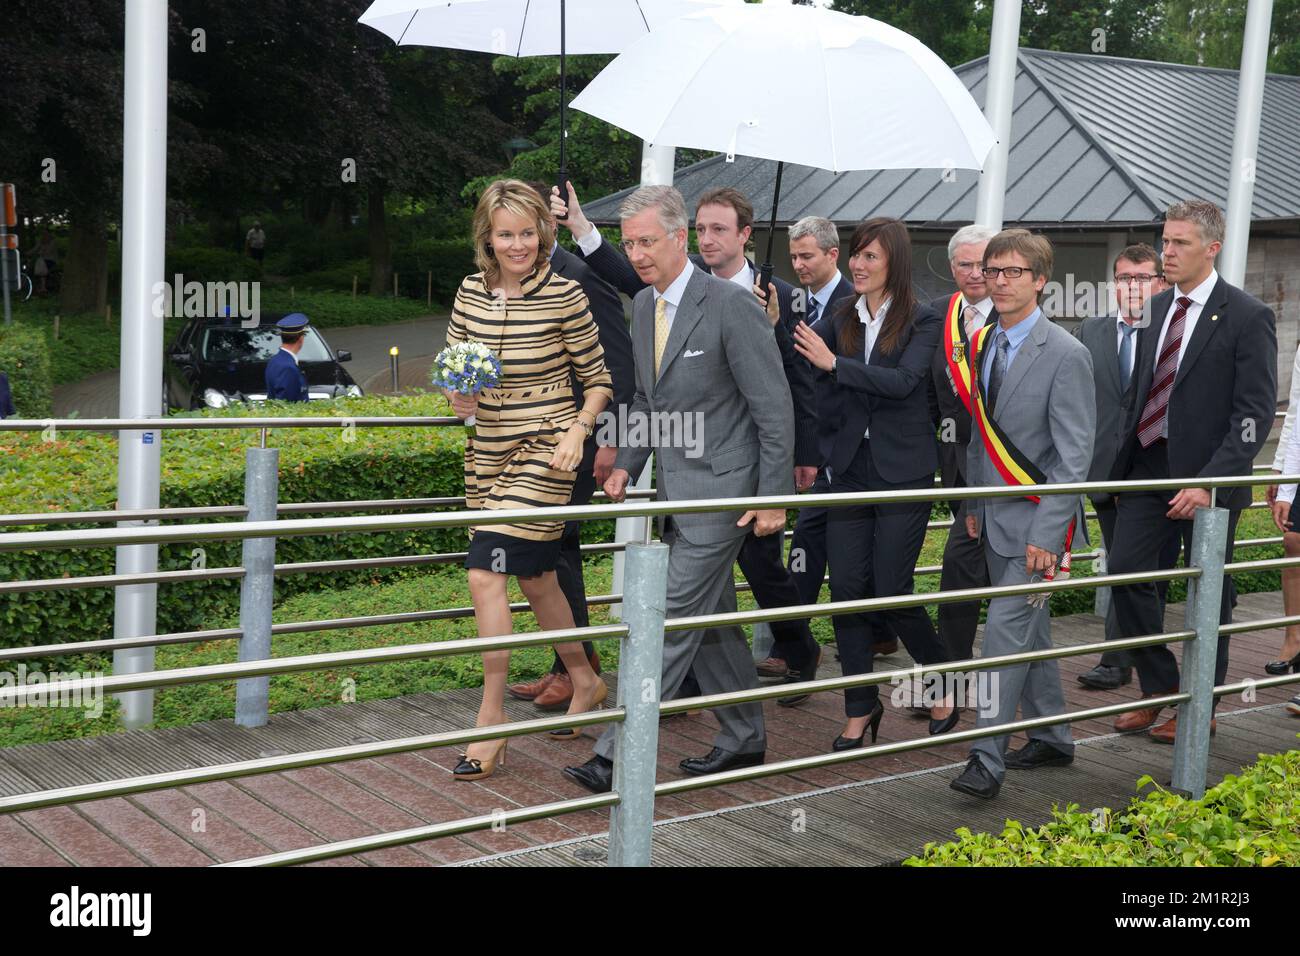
[0,592,1296,867]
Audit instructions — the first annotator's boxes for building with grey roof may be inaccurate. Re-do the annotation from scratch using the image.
[582,48,1300,396]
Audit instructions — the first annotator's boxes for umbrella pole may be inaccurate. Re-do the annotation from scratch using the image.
[556,0,569,219]
[758,161,784,303]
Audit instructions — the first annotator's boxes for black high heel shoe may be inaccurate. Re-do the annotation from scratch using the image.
[1264,651,1300,676]
[832,701,884,751]
[929,696,961,736]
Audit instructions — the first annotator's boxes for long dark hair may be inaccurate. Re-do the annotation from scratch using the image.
[835,217,917,359]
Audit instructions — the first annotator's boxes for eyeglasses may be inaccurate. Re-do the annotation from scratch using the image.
[981,266,1028,279]
[1115,273,1160,284]
[620,235,665,254]
[954,260,984,275]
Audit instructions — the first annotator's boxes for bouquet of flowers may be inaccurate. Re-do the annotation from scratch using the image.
[431,341,502,431]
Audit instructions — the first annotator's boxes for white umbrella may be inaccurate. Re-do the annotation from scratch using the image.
[358,0,742,194]
[569,2,996,283]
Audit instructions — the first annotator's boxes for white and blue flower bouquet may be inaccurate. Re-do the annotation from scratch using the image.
[431,341,502,434]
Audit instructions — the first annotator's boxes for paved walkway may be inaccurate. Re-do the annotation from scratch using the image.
[0,592,1295,866]
[51,316,449,418]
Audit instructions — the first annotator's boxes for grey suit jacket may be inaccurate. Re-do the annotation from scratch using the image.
[966,313,1096,558]
[615,264,794,546]
[1076,314,1141,505]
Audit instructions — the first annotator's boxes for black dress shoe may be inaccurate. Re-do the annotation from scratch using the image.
[950,756,1000,799]
[928,705,961,736]
[563,754,614,793]
[679,747,764,776]
[1077,663,1132,690]
[1003,738,1074,769]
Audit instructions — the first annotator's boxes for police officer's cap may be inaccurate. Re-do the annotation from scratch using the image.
[276,313,310,335]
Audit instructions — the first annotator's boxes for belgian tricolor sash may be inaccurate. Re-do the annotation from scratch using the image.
[942,292,975,410]
[966,322,1076,570]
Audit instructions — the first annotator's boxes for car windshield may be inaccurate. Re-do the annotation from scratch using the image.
[199,326,332,364]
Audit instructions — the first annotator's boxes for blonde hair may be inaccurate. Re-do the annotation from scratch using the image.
[472,178,555,282]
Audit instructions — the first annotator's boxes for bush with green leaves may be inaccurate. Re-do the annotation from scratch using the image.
[907,749,1300,866]
[0,324,53,418]
[0,393,617,663]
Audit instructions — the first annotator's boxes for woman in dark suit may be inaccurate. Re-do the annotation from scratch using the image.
[793,217,958,749]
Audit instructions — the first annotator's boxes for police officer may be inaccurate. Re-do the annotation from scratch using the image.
[265,313,310,402]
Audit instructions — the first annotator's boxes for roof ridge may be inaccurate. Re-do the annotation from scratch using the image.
[1017,46,1300,83]
[1015,52,1164,219]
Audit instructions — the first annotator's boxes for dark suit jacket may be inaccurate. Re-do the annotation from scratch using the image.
[549,245,636,472]
[809,276,856,468]
[1109,277,1277,512]
[265,349,308,401]
[814,297,940,484]
[926,293,998,488]
[579,234,819,467]
[0,372,14,419]
[1076,314,1144,506]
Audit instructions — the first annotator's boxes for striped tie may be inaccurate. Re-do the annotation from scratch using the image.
[1137,295,1193,448]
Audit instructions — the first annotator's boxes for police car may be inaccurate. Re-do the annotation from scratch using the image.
[163,314,363,410]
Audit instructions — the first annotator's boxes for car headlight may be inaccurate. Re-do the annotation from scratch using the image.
[203,388,230,409]
[345,385,363,398]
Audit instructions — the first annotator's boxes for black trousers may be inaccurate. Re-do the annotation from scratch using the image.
[550,468,597,675]
[936,492,989,663]
[737,527,817,669]
[785,469,893,657]
[827,442,949,717]
[1107,441,1238,701]
[1094,497,1183,670]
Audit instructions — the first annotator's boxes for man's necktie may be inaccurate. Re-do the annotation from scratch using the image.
[962,304,982,341]
[807,293,820,326]
[987,331,1009,413]
[1137,295,1193,447]
[1118,322,1136,392]
[654,296,669,377]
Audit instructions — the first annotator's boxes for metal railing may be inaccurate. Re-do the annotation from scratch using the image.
[2,467,1300,867]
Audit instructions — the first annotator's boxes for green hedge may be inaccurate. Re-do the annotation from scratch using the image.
[0,324,53,418]
[0,393,617,663]
[164,246,262,284]
[907,749,1300,866]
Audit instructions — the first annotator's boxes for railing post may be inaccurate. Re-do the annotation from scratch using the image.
[1093,545,1110,619]
[608,540,669,867]
[235,445,279,728]
[1171,505,1229,798]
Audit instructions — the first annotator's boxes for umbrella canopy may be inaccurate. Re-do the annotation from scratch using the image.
[359,0,742,202]
[568,3,996,173]
[358,0,741,55]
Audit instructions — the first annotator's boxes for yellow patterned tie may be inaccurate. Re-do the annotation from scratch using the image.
[653,296,669,377]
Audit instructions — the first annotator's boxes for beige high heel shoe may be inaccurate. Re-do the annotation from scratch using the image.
[549,680,609,738]
[453,739,508,780]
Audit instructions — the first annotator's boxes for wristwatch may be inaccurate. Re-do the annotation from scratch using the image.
[574,414,595,438]
[829,358,837,377]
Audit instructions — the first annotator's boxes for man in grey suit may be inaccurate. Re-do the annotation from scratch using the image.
[565,185,795,794]
[951,230,1096,800]
[1075,243,1174,691]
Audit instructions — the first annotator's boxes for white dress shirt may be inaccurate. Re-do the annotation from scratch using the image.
[1276,345,1300,504]
[717,259,753,290]
[575,228,603,257]
[808,276,841,326]
[653,259,695,332]
[856,294,890,439]
[1153,268,1219,372]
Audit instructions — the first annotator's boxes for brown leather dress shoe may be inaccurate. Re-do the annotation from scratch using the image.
[872,639,900,656]
[1114,692,1176,733]
[1149,714,1216,744]
[755,657,789,679]
[533,672,574,711]
[507,672,556,702]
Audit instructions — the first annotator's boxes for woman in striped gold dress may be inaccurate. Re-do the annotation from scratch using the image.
[439,179,614,780]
